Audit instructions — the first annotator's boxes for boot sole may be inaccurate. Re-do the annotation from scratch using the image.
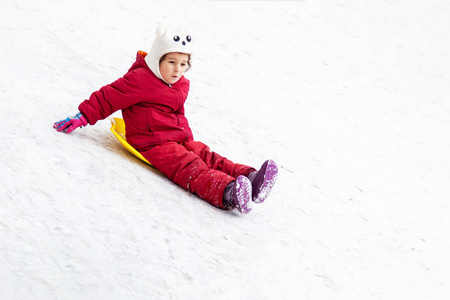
[254,160,278,204]
[234,176,253,214]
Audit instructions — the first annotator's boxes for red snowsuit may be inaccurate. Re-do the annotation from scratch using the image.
[79,51,255,208]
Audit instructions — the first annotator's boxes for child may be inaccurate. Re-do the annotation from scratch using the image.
[54,25,278,214]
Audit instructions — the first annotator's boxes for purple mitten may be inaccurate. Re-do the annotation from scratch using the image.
[53,112,88,134]
[248,160,278,203]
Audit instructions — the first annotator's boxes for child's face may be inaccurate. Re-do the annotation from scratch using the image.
[159,53,190,84]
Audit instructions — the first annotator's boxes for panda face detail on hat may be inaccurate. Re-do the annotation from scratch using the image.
[145,25,194,84]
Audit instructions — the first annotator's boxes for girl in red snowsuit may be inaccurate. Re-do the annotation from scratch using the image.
[54,25,278,214]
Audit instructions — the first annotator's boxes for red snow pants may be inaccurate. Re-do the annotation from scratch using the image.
[139,141,256,208]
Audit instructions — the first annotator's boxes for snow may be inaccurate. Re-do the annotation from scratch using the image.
[1,0,450,299]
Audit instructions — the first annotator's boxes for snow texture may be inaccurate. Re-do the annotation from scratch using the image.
[1,0,450,299]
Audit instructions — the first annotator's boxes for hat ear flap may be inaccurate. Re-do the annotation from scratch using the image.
[155,25,166,37]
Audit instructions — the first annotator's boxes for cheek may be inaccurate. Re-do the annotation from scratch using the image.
[160,64,169,74]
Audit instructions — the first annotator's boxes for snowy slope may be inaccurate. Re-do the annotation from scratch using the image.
[1,0,450,299]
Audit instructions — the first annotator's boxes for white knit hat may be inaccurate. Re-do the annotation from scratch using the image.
[145,25,194,83]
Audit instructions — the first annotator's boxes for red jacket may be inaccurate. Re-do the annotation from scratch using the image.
[79,51,194,151]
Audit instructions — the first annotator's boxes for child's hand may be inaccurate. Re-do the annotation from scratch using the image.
[53,112,88,134]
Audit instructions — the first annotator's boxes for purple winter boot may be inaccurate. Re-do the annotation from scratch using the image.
[223,175,253,214]
[248,160,278,203]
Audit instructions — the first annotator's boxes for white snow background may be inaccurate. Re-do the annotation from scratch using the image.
[1,0,450,299]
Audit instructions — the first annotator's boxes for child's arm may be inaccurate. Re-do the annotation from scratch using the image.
[78,70,146,126]
[54,69,145,134]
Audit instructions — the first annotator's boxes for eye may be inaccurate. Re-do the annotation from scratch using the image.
[186,35,192,42]
[173,36,180,42]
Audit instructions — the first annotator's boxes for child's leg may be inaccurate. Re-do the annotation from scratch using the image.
[140,142,234,208]
[184,141,256,177]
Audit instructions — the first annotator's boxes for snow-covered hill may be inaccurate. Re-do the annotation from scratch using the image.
[1,0,450,299]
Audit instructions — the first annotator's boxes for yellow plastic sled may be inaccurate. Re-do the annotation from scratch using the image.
[109,117,152,165]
